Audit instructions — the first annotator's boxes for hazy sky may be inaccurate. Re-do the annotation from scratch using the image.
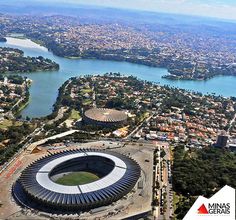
[43,0,236,20]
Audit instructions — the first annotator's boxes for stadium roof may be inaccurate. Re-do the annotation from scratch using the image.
[36,152,127,194]
[13,149,140,212]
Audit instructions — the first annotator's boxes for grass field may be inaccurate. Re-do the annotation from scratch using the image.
[173,192,180,220]
[0,119,23,130]
[82,99,92,106]
[55,171,100,185]
[69,109,81,120]
[81,88,92,93]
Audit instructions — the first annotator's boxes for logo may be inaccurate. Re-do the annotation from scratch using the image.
[198,204,208,214]
[184,185,235,220]
[197,203,231,215]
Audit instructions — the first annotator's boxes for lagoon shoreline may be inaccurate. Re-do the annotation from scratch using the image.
[0,37,235,118]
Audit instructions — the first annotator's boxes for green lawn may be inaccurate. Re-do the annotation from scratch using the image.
[55,171,100,185]
[0,120,23,130]
[69,109,81,120]
[173,192,180,220]
[81,88,92,93]
[82,99,92,106]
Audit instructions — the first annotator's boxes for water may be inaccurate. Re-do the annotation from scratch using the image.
[0,37,235,118]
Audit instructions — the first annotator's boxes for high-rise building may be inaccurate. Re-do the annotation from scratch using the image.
[214,131,228,148]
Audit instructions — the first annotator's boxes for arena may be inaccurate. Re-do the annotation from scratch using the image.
[83,108,127,127]
[12,149,140,213]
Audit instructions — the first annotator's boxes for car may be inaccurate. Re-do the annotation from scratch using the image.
[160,208,164,215]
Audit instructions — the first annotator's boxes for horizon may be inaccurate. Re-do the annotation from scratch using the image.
[0,0,236,22]
[9,0,236,21]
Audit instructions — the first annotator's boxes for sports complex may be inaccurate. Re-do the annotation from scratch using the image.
[83,108,127,127]
[12,149,141,212]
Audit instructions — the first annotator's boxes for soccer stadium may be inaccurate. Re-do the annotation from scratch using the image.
[13,149,140,213]
[83,108,127,127]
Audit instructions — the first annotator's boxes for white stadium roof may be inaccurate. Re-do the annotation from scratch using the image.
[36,152,127,194]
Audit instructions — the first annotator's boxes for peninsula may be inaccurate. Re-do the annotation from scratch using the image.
[0,47,59,74]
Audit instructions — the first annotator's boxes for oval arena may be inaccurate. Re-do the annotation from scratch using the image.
[12,149,141,212]
[83,108,127,127]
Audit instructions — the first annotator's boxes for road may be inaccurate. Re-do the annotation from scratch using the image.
[0,124,43,175]
[163,146,173,219]
[154,143,173,220]
[124,114,153,139]
[0,124,101,175]
[10,98,23,112]
[92,85,96,108]
[153,143,161,219]
[227,112,236,133]
[7,80,28,116]
[0,79,75,175]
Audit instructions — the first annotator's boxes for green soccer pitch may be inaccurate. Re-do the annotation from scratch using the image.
[55,171,100,186]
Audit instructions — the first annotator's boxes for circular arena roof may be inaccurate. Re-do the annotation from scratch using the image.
[13,149,140,212]
[84,108,127,123]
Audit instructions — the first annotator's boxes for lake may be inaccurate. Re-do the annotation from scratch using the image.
[0,37,235,118]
